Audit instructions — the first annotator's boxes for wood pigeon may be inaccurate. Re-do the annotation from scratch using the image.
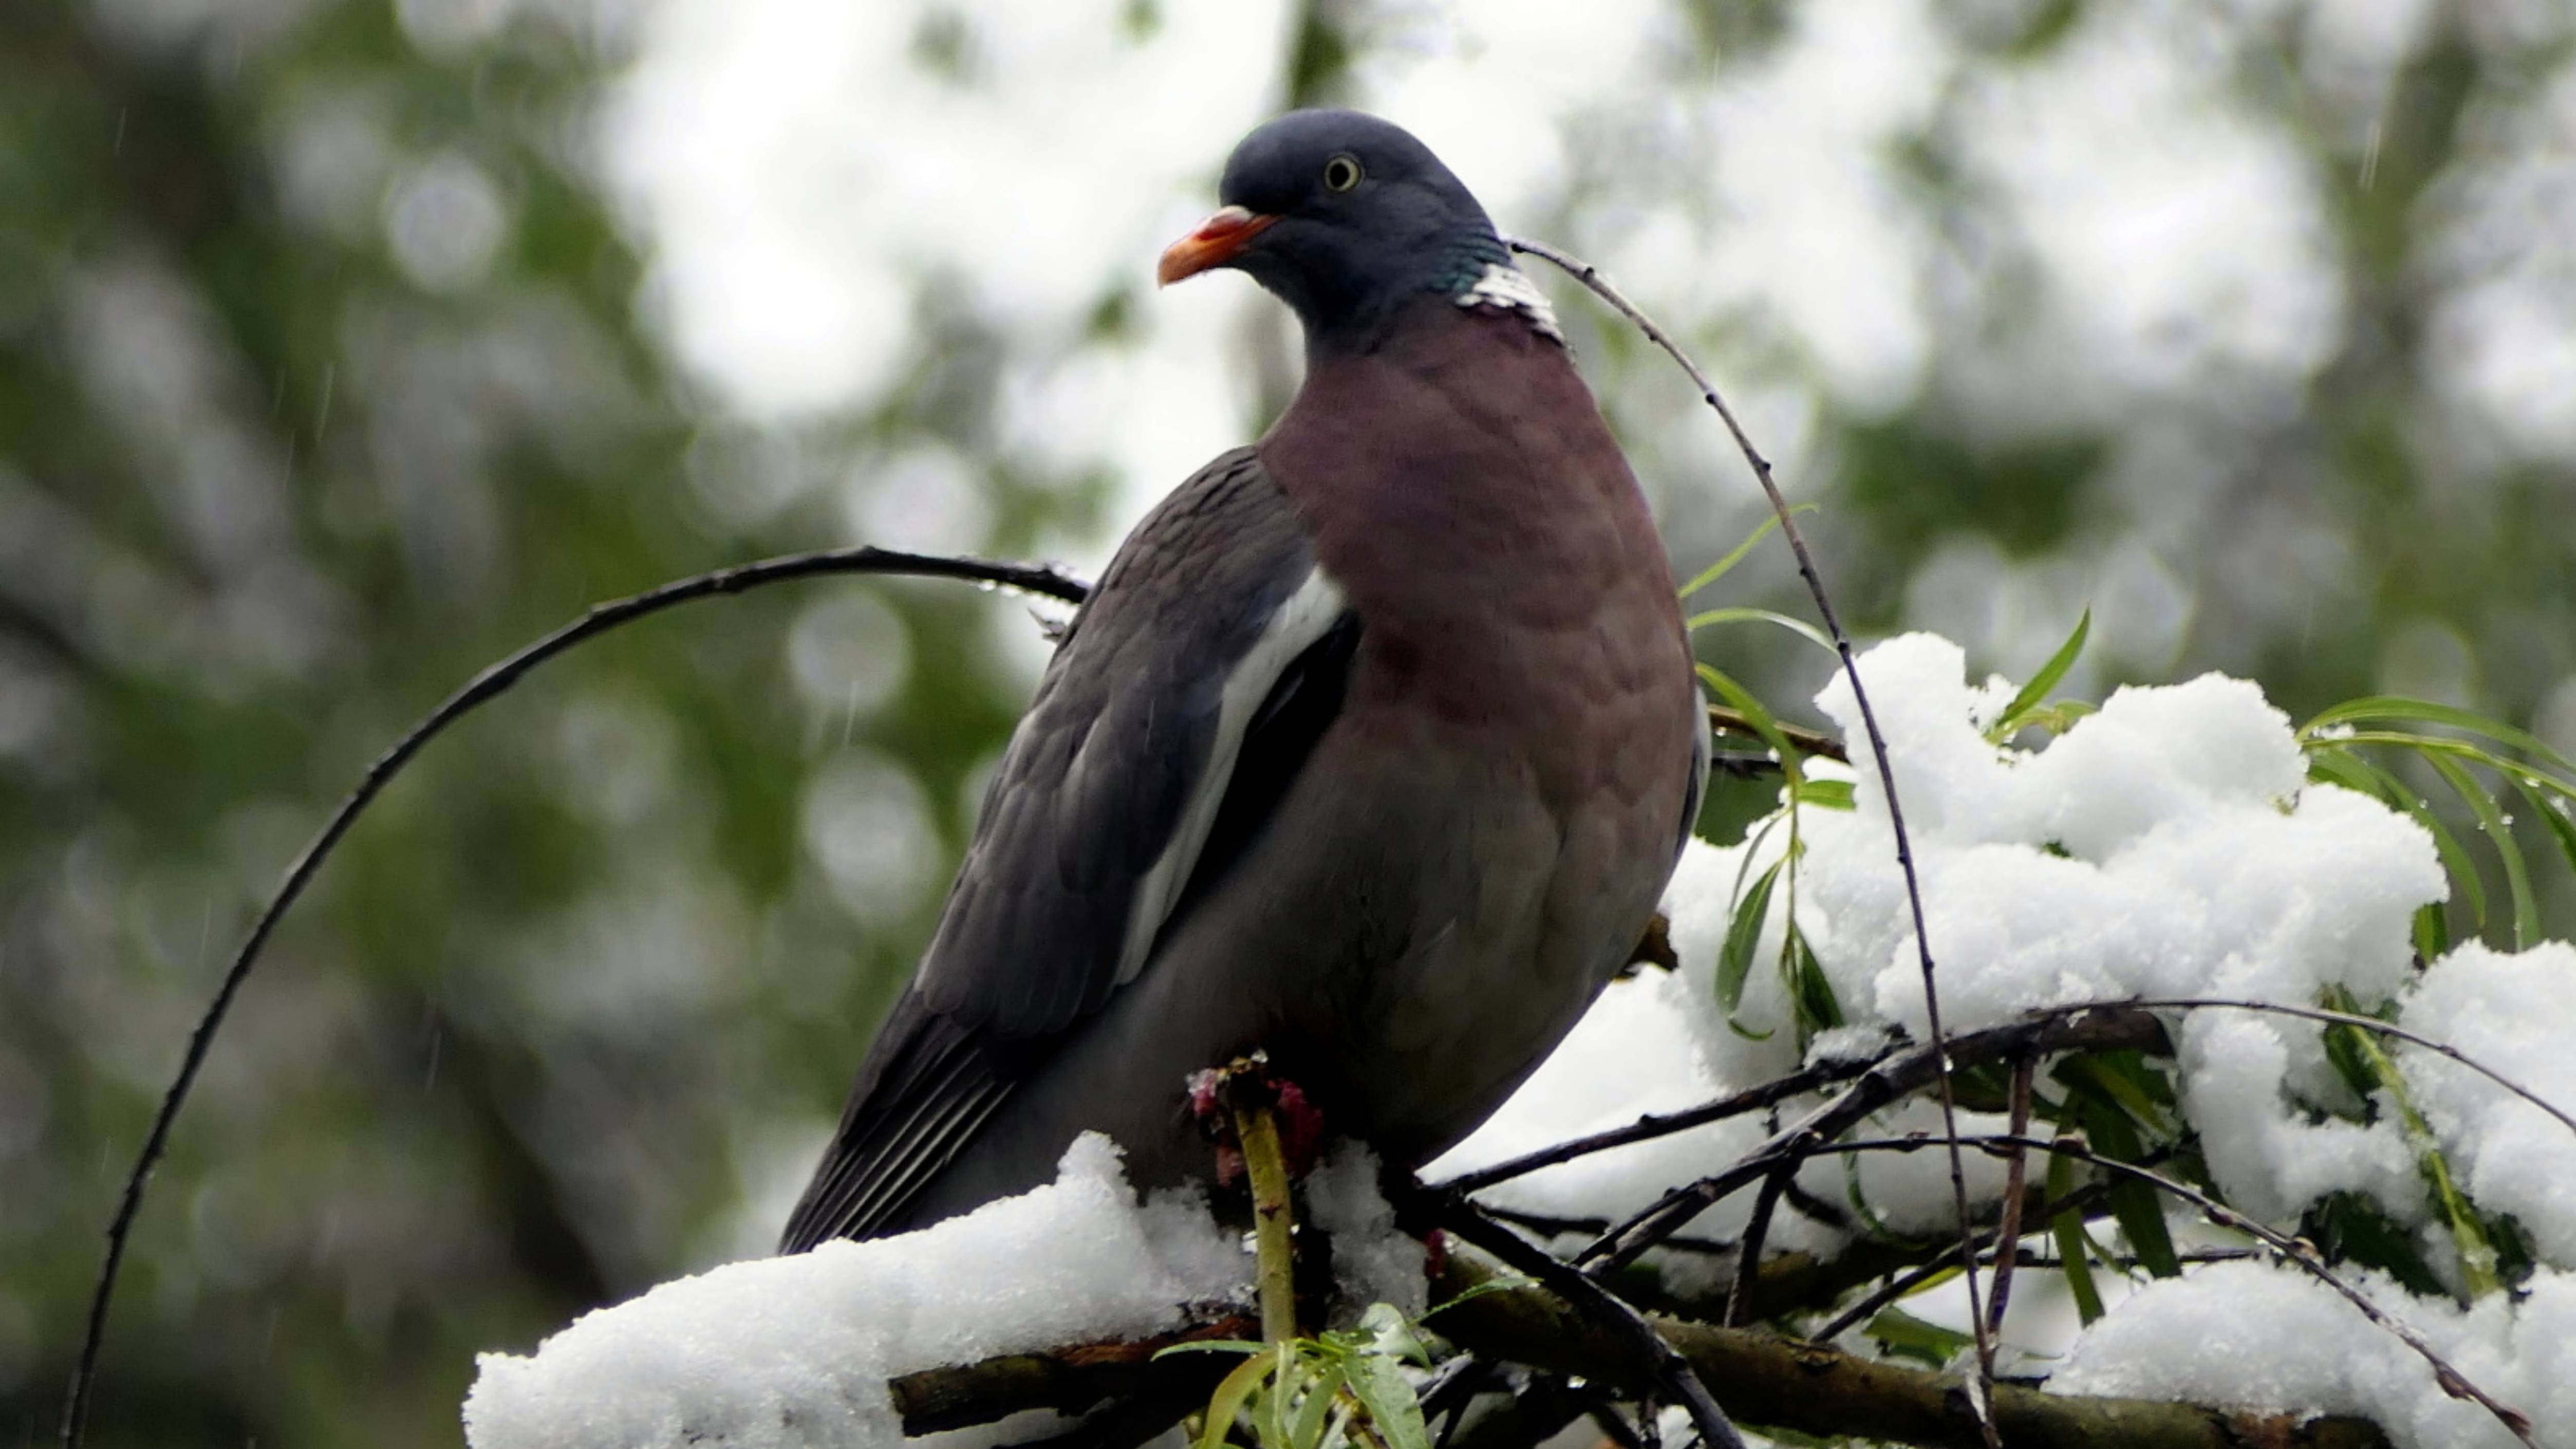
[782,110,1705,1249]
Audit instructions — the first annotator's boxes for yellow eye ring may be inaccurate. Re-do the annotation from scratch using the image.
[1322,154,1363,192]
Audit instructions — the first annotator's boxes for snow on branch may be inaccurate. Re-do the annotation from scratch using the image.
[463,634,2576,1449]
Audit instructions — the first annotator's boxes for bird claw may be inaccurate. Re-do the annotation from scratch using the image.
[1189,1053,1327,1186]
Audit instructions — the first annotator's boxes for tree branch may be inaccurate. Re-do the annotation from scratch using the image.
[64,547,1091,1449]
[883,1247,2398,1449]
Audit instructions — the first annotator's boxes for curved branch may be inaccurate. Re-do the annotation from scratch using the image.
[1509,234,1993,1431]
[62,547,1091,1449]
[2102,997,2576,1143]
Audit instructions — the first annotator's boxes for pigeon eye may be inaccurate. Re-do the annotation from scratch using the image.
[1321,154,1363,192]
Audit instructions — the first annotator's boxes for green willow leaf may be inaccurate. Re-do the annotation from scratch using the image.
[1675,503,1818,602]
[1698,663,1804,787]
[2302,696,2576,778]
[2422,751,2536,949]
[1865,1307,1974,1367]
[2044,1146,2105,1324]
[1786,924,1843,1038]
[2509,776,2576,891]
[1195,1348,1281,1449]
[1718,859,1783,1013]
[1289,1362,1347,1449]
[1795,777,1856,810]
[1684,605,1835,654]
[1344,1354,1432,1449]
[1989,607,2092,742]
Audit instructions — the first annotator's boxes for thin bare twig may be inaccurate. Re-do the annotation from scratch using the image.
[1440,1203,1748,1449]
[1808,1166,2146,1344]
[61,547,1091,1449]
[1432,1051,1882,1196]
[1980,1057,2038,1358]
[1723,1167,1792,1328]
[2093,998,2576,1142]
[1508,234,1994,1441]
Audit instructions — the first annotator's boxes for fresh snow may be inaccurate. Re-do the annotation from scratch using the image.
[464,1135,1248,1449]
[468,633,2576,1449]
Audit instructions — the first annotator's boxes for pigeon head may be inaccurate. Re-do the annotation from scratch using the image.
[1160,110,1544,351]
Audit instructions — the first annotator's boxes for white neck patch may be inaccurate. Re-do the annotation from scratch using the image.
[1457,261,1565,344]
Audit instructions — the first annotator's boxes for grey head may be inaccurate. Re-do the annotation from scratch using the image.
[1159,109,1527,353]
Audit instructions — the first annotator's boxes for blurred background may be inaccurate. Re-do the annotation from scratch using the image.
[4,0,2574,1442]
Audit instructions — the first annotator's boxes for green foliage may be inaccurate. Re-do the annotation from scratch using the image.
[2317,985,2501,1299]
[1698,662,1847,1049]
[2300,698,2576,953]
[1863,1306,1974,1368]
[1164,1304,1436,1449]
[1985,608,2090,744]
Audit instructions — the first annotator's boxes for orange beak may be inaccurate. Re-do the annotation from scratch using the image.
[1156,206,1278,286]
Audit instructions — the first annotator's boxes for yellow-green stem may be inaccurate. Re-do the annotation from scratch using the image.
[1235,1094,1298,1342]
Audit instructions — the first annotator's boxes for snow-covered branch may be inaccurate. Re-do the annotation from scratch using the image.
[465,634,2576,1449]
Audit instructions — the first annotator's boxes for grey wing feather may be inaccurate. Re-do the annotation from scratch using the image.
[782,448,1349,1248]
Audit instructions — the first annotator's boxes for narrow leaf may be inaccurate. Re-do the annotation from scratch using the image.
[2044,1147,2104,1324]
[1795,777,1856,810]
[2424,751,2536,949]
[1674,504,1817,602]
[1197,1350,1279,1449]
[2508,777,2576,894]
[1684,605,1836,654]
[1289,1362,1347,1449]
[1343,1354,1433,1449]
[1698,664,1804,787]
[1718,860,1783,1013]
[2075,1091,2179,1277]
[2303,695,2576,778]
[1990,608,2092,742]
[1865,1307,1975,1367]
[1261,1343,1296,1449]
[1786,924,1843,1038]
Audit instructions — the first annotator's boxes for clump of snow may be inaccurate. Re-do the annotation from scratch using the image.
[2399,940,2576,1266]
[1649,635,2461,1235]
[2054,1260,2576,1449]
[2180,1013,2416,1222]
[1790,635,2439,1041]
[1304,1146,1427,1320]
[1439,634,2465,1264]
[463,1135,1247,1449]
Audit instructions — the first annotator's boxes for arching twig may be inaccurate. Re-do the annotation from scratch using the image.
[2104,997,2576,1141]
[61,547,1090,1449]
[1507,234,1994,1438]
